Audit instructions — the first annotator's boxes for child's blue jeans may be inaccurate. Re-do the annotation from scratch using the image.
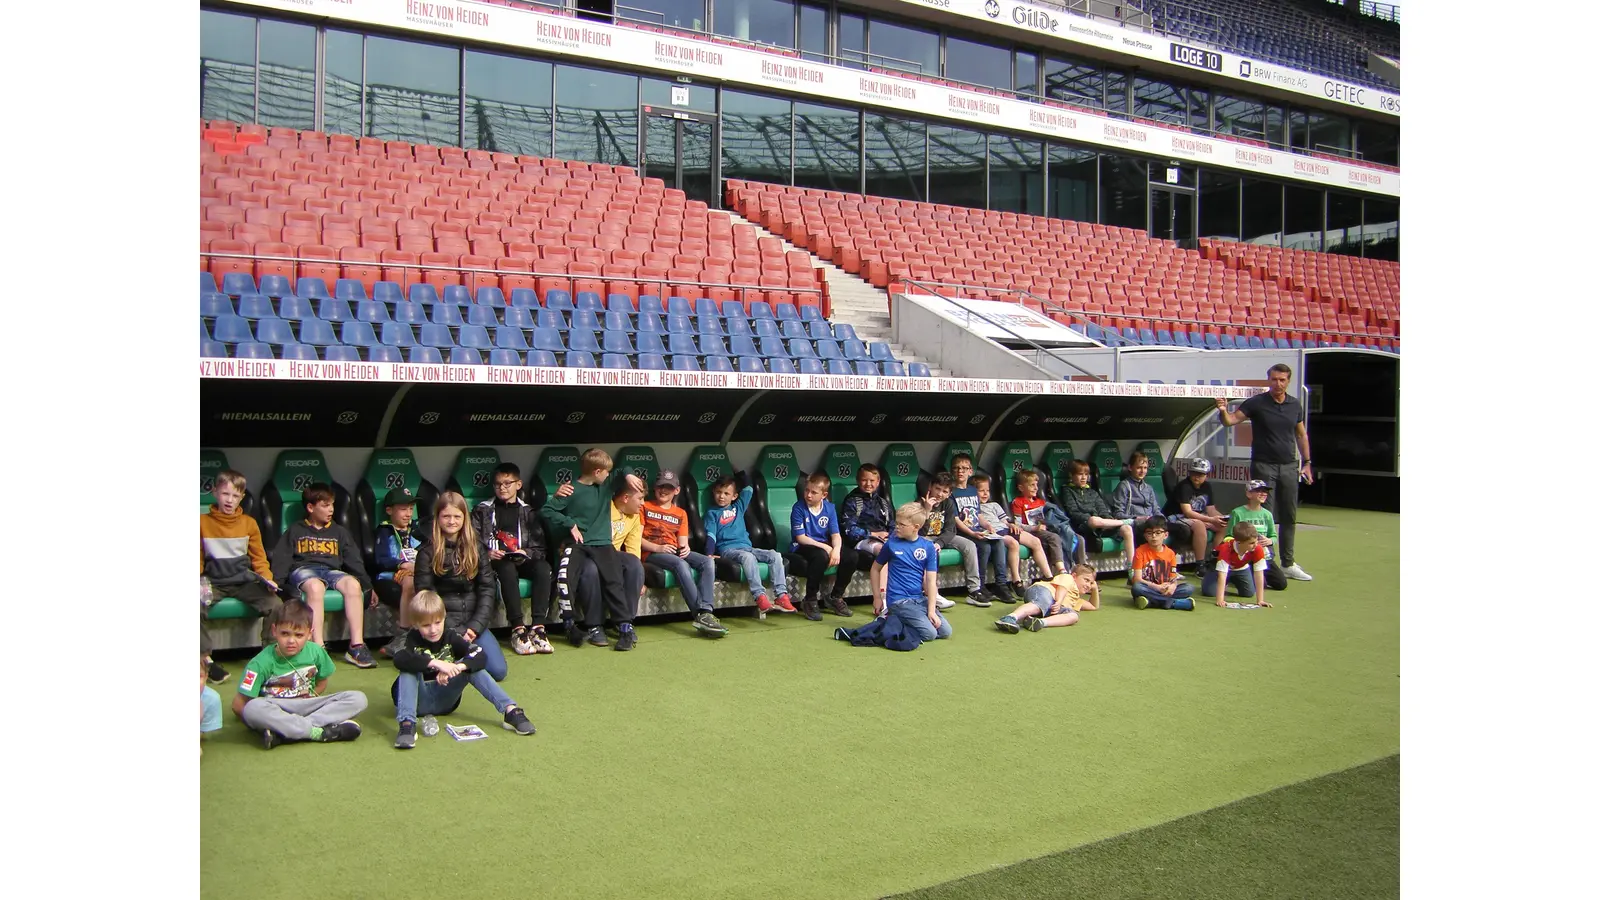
[720,547,788,598]
[393,670,515,723]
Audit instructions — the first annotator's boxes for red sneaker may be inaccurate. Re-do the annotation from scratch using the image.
[755,593,774,613]
[774,593,797,613]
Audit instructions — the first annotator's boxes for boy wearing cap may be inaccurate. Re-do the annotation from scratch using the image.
[642,470,727,637]
[1228,480,1289,592]
[473,463,555,656]
[373,487,424,659]
[1163,458,1228,564]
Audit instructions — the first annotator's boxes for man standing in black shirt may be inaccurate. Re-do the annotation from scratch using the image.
[1214,363,1314,581]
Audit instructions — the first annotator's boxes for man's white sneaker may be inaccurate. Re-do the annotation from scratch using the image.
[1283,564,1313,581]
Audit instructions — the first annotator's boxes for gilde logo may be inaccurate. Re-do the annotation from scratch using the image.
[567,412,585,424]
[984,0,1000,18]
[336,411,358,424]
[419,412,440,424]
[697,412,717,424]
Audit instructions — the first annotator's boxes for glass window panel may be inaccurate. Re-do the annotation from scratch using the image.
[622,0,705,31]
[793,102,860,192]
[1214,95,1264,142]
[1325,191,1363,256]
[864,114,925,202]
[868,18,938,76]
[988,136,1042,215]
[1098,153,1145,230]
[1104,72,1128,114]
[1043,55,1101,108]
[1189,89,1209,132]
[257,19,315,130]
[555,65,638,165]
[838,13,865,68]
[1288,109,1310,149]
[1047,144,1096,223]
[323,30,363,137]
[1015,51,1037,98]
[1265,106,1286,148]
[464,50,553,157]
[1357,119,1398,167]
[1241,178,1283,246]
[200,9,255,124]
[1198,170,1241,241]
[365,36,460,145]
[642,78,715,112]
[799,4,828,64]
[714,0,795,48]
[1363,197,1398,260]
[944,36,1010,91]
[926,124,986,209]
[1283,184,1323,251]
[722,89,792,185]
[1133,77,1186,126]
[1309,112,1351,155]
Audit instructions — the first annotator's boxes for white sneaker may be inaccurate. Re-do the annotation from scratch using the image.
[1283,564,1313,582]
[934,595,955,610]
[419,715,440,737]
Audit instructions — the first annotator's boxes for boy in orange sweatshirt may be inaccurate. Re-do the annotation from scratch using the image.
[201,469,281,682]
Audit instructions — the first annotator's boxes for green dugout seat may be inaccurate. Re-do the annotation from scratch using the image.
[753,444,804,553]
[682,445,769,585]
[1135,441,1169,510]
[445,447,504,506]
[940,441,976,475]
[207,591,344,621]
[256,449,350,549]
[354,447,436,570]
[879,443,923,508]
[818,443,863,507]
[991,440,1034,501]
[1090,440,1123,501]
[531,445,582,508]
[1038,441,1075,505]
[614,445,660,492]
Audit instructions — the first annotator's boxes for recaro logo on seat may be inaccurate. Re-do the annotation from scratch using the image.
[464,457,496,464]
[284,460,320,468]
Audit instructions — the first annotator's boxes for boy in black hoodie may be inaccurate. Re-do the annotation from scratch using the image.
[391,590,535,749]
[472,463,555,656]
[269,483,377,668]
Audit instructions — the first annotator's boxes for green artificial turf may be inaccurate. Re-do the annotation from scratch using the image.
[200,506,1398,900]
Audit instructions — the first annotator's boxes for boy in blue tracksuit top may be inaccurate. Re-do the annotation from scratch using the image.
[703,476,794,615]
[871,502,952,642]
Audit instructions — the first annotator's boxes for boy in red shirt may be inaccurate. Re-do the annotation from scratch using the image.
[641,471,727,637]
[1008,469,1067,578]
[1201,522,1275,608]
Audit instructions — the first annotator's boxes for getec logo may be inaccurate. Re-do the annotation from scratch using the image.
[1170,42,1221,73]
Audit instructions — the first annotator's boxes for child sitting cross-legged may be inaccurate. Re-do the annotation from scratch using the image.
[231,600,368,750]
[995,564,1099,632]
[391,590,535,749]
[1129,516,1195,611]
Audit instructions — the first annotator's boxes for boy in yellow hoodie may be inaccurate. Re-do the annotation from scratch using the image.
[201,469,281,682]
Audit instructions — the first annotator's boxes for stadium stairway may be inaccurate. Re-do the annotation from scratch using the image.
[724,209,947,377]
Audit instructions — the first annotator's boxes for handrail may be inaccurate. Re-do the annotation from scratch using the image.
[900,278,1106,380]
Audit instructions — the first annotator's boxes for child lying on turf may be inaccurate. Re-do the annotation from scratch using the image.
[391,591,535,749]
[232,600,368,750]
[994,564,1099,632]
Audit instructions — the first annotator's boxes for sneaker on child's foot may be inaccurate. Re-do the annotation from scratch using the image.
[833,626,851,641]
[529,625,555,654]
[935,595,956,610]
[206,660,230,684]
[510,627,535,656]
[584,626,609,647]
[565,619,586,648]
[380,634,407,659]
[827,595,854,617]
[800,598,823,621]
[1134,594,1149,610]
[693,611,729,636]
[502,706,537,735]
[261,729,285,750]
[344,644,376,669]
[419,715,440,737]
[994,615,1020,634]
[1008,582,1029,602]
[965,592,991,608]
[755,593,774,614]
[774,593,797,613]
[614,624,637,651]
[1024,617,1047,632]
[986,584,1012,603]
[395,720,417,749]
[319,720,363,742]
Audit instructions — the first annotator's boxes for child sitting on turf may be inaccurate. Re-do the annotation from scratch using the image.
[1163,458,1229,566]
[372,487,423,659]
[201,468,281,682]
[269,482,377,668]
[1059,460,1137,568]
[1129,516,1195,611]
[1202,523,1275,608]
[791,472,863,620]
[541,448,645,648]
[919,471,990,608]
[391,590,535,749]
[642,470,727,637]
[995,564,1099,632]
[1227,480,1289,592]
[473,463,556,657]
[1110,452,1164,550]
[840,464,895,561]
[975,474,1039,601]
[704,476,794,615]
[870,502,951,641]
[231,600,368,750]
[1007,470,1067,578]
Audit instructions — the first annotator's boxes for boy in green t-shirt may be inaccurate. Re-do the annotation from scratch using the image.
[1227,480,1288,592]
[232,600,369,750]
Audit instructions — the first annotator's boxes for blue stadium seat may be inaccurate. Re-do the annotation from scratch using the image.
[442,285,472,307]
[603,311,633,333]
[827,359,852,375]
[666,296,693,317]
[1247,336,1265,350]
[476,287,506,308]
[532,327,565,352]
[781,320,808,340]
[637,352,668,371]
[201,339,228,358]
[788,339,818,359]
[868,342,894,361]
[635,332,667,356]
[721,301,747,320]
[408,284,440,306]
[489,349,523,366]
[797,358,825,374]
[1084,322,1104,343]
[908,362,931,378]
[699,336,728,356]
[409,346,444,365]
[340,321,379,347]
[881,360,906,376]
[527,349,559,367]
[356,301,391,324]
[575,291,603,311]
[752,319,779,338]
[200,319,210,342]
[1171,330,1191,348]
[537,309,568,331]
[237,294,275,319]
[603,331,634,354]
[281,343,319,361]
[334,279,368,302]
[666,314,693,334]
[696,315,724,336]
[296,277,330,301]
[381,323,417,347]
[639,296,665,317]
[757,336,788,358]
[1262,337,1279,350]
[750,301,774,320]
[775,303,800,321]
[222,273,256,296]
[299,318,338,347]
[636,313,665,334]
[769,358,798,375]
[704,355,734,372]
[831,323,858,343]
[671,355,700,371]
[235,341,275,359]
[737,356,765,374]
[259,275,293,299]
[373,282,404,305]
[200,292,232,319]
[729,335,761,358]
[279,297,315,322]
[1219,334,1238,350]
[1122,328,1140,345]
[317,298,354,323]
[565,351,597,368]
[458,325,492,350]
[430,303,465,326]
[255,317,295,345]
[369,345,403,363]
[503,308,535,330]
[509,288,540,309]
[694,298,719,319]
[466,306,499,328]
[806,320,831,340]
[726,318,753,337]
[544,289,573,310]
[816,339,844,360]
[200,272,218,295]
[601,353,632,369]
[607,294,636,314]
[1155,329,1174,346]
[842,339,870,360]
[668,333,700,357]
[393,302,427,325]
[1138,328,1157,344]
[800,305,825,322]
[1203,331,1223,350]
[450,347,484,365]
[324,345,362,362]
[568,330,601,354]
[571,309,602,332]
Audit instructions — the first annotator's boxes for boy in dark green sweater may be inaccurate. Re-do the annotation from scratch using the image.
[539,449,645,647]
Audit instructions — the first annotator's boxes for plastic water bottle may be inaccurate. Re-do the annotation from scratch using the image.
[200,576,214,608]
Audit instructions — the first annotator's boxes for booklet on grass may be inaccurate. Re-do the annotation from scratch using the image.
[447,724,487,741]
